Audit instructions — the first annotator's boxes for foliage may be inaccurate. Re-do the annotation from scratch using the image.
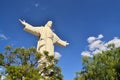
[0,46,63,80]
[75,46,120,80]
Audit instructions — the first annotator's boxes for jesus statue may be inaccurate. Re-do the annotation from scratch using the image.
[19,19,69,75]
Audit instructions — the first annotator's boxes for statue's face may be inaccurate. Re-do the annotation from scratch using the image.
[47,21,52,28]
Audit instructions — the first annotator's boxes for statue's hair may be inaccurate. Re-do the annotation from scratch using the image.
[47,21,53,24]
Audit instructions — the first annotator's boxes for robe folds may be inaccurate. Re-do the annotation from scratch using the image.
[24,24,67,56]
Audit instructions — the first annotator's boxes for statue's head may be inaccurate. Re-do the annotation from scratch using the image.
[45,21,53,28]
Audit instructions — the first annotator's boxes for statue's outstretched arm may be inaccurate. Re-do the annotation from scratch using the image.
[56,39,69,47]
[19,19,29,26]
[53,33,69,47]
[19,19,40,37]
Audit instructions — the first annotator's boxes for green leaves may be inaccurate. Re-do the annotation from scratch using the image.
[0,46,63,80]
[0,53,4,65]
[75,47,120,80]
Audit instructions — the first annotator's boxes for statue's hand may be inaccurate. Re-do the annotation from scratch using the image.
[64,41,69,46]
[19,19,27,26]
[66,42,69,45]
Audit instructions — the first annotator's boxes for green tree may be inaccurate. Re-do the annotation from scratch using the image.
[0,46,63,80]
[75,46,120,80]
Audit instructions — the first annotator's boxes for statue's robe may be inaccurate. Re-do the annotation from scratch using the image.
[24,24,67,56]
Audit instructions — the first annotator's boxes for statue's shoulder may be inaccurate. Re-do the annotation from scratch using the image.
[35,26,44,28]
[40,26,44,28]
[37,26,45,31]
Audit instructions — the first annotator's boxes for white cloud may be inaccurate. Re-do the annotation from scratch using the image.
[98,34,104,39]
[35,3,39,7]
[87,36,96,43]
[87,34,103,43]
[54,52,62,60]
[89,40,103,51]
[0,34,8,40]
[106,37,120,48]
[81,34,120,57]
[81,51,92,57]
[91,45,107,55]
[92,49,102,55]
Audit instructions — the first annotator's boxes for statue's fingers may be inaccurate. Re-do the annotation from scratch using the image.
[19,19,23,23]
[66,42,69,45]
[23,20,26,22]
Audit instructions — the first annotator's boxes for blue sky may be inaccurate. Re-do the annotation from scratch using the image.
[1,0,120,80]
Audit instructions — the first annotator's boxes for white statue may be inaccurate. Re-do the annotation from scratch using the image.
[19,19,69,75]
[19,19,69,56]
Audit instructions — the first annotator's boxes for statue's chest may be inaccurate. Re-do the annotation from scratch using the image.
[40,27,53,37]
